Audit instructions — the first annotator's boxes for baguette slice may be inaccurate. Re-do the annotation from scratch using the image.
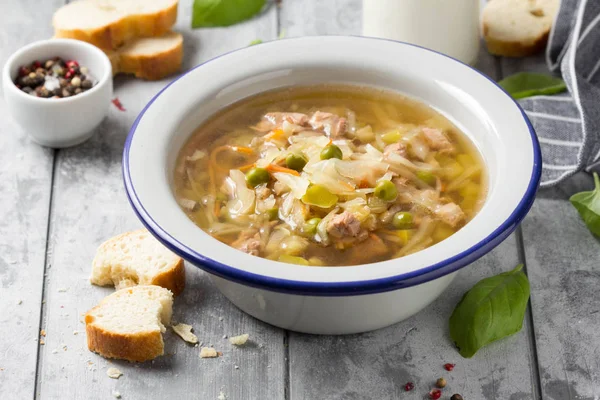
[85,285,173,362]
[53,0,178,50]
[482,0,559,57]
[91,229,185,296]
[106,31,183,80]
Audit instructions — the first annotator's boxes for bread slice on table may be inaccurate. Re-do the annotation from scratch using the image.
[482,0,560,57]
[91,229,185,296]
[85,285,173,362]
[53,0,179,50]
[106,31,183,80]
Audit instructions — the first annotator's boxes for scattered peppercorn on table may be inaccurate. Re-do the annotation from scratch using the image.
[1,1,598,399]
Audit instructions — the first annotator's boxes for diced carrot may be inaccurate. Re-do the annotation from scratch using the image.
[239,163,256,172]
[265,129,285,141]
[231,146,254,155]
[358,180,370,189]
[266,164,300,176]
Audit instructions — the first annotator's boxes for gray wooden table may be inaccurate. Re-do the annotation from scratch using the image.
[1,1,599,399]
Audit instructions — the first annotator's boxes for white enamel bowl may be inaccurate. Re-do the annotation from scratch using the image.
[123,36,541,335]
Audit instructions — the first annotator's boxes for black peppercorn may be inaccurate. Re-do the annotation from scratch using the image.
[14,57,94,99]
[450,394,463,400]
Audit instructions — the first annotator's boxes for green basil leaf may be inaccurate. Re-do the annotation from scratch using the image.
[570,173,600,236]
[498,72,567,100]
[249,39,263,46]
[449,264,530,358]
[192,0,266,28]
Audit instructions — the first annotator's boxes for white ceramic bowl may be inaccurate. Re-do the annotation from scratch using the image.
[2,39,112,148]
[124,36,541,334]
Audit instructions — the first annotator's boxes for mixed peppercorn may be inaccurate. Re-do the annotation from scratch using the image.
[14,57,95,99]
[403,363,463,399]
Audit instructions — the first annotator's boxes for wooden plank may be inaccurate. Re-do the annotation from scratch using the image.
[288,237,537,400]
[518,173,600,400]
[281,0,537,399]
[0,1,62,398]
[36,2,285,399]
[502,55,600,399]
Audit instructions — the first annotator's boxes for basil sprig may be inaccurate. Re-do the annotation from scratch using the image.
[192,0,266,28]
[449,265,530,358]
[570,172,600,236]
[499,72,567,100]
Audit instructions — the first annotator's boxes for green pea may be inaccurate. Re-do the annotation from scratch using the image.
[320,144,343,160]
[266,207,279,221]
[303,217,322,235]
[245,167,270,187]
[416,170,436,186]
[286,152,308,172]
[392,212,413,229]
[374,180,398,201]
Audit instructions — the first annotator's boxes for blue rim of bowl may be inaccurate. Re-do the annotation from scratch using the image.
[123,36,542,296]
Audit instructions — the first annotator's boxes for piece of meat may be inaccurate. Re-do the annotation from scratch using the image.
[327,211,362,238]
[255,186,272,200]
[254,112,309,132]
[421,128,454,153]
[384,142,408,158]
[435,203,465,227]
[232,232,261,256]
[308,111,347,138]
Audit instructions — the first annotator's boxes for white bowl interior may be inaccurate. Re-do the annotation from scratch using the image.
[127,37,535,284]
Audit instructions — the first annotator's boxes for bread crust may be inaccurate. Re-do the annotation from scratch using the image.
[91,228,186,295]
[483,24,550,57]
[151,257,185,296]
[85,286,172,362]
[85,311,164,362]
[53,1,178,50]
[116,35,183,80]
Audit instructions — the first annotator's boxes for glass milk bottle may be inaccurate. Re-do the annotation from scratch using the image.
[363,0,480,65]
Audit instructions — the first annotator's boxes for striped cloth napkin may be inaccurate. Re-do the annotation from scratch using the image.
[523,0,600,186]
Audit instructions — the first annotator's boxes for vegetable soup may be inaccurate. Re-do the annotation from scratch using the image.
[173,85,487,266]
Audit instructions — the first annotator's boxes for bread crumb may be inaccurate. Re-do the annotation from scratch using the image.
[219,317,223,321]
[229,334,249,346]
[17,300,22,305]
[113,391,122,399]
[73,330,79,335]
[172,323,199,344]
[58,288,68,292]
[107,367,123,379]
[52,349,58,354]
[222,335,228,339]
[40,340,45,345]
[40,329,46,337]
[217,391,227,400]
[234,365,239,369]
[200,347,219,358]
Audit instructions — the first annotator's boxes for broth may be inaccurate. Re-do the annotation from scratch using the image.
[173,85,487,266]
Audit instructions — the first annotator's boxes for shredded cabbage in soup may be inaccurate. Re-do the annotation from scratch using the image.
[174,85,487,266]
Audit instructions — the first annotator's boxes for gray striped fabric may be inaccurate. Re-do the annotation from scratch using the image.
[526,0,600,186]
